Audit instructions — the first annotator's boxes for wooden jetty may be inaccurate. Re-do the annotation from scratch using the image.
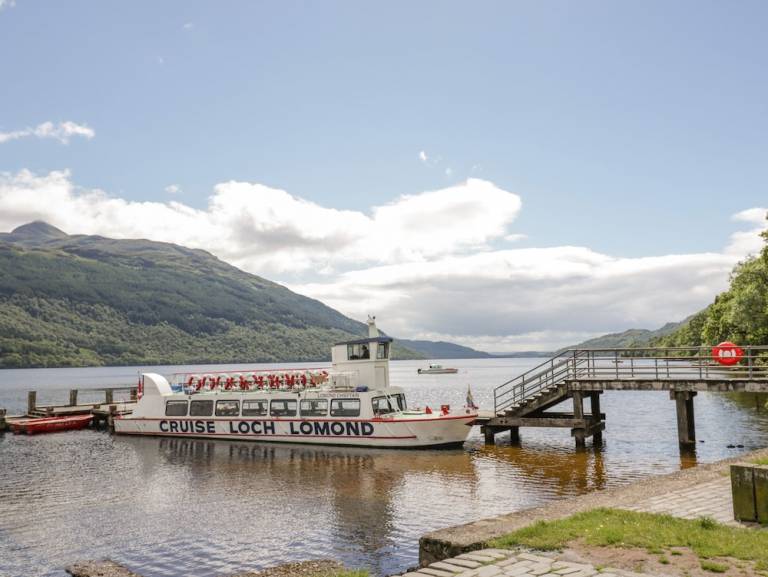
[0,386,138,432]
[481,346,768,450]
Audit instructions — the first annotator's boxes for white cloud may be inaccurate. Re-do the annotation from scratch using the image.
[0,169,764,352]
[0,171,521,274]
[183,22,194,30]
[0,0,15,11]
[418,150,428,163]
[727,207,767,256]
[164,184,181,194]
[0,121,94,145]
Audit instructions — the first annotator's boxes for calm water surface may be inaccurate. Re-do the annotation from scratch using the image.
[2,358,768,577]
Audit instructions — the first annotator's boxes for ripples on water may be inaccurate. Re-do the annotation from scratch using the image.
[1,359,768,577]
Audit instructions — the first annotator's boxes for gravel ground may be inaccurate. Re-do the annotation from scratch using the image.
[230,560,348,577]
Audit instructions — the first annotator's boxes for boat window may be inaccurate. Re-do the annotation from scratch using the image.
[270,399,297,417]
[165,400,188,416]
[300,399,328,417]
[330,399,360,417]
[190,400,214,417]
[376,342,389,360]
[394,394,406,411]
[215,400,240,417]
[372,396,398,416]
[242,400,268,416]
[347,343,370,360]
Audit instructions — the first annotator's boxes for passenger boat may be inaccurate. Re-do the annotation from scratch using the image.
[11,414,92,435]
[418,364,459,375]
[114,319,478,448]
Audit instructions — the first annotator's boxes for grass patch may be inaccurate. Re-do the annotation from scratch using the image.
[490,508,768,565]
[701,560,728,573]
[752,458,768,466]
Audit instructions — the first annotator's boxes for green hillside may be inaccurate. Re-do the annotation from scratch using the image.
[653,216,768,350]
[562,322,685,351]
[397,338,492,359]
[0,222,423,368]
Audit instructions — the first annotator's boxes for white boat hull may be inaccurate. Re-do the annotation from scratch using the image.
[114,413,476,448]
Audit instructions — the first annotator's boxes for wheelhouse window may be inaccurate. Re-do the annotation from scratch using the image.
[347,343,370,360]
[215,400,239,417]
[394,393,406,411]
[270,399,297,417]
[372,396,401,416]
[165,400,188,416]
[300,399,328,417]
[190,400,214,417]
[330,398,361,417]
[376,342,390,360]
[242,400,268,416]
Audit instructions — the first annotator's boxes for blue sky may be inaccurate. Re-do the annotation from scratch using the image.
[1,1,767,349]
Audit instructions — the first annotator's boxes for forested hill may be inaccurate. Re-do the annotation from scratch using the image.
[652,219,768,349]
[0,222,423,368]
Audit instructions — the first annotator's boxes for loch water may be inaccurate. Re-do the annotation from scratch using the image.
[1,358,768,577]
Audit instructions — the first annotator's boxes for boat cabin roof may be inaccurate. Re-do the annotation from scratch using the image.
[335,335,393,346]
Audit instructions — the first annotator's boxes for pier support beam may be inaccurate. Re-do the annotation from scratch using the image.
[482,426,495,445]
[509,426,520,445]
[671,390,697,447]
[590,392,603,446]
[27,391,36,415]
[572,391,586,448]
[69,389,78,407]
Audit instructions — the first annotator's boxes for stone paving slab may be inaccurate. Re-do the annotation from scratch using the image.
[394,550,662,577]
[620,477,737,526]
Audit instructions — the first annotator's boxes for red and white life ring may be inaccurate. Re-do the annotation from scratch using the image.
[712,341,744,366]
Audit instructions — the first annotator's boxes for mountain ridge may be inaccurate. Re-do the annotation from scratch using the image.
[0,222,428,367]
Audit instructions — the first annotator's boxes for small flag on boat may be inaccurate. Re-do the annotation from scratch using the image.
[466,385,478,409]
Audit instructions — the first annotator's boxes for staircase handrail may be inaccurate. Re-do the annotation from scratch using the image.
[494,350,591,413]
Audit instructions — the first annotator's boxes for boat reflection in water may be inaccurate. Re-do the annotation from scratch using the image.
[115,431,613,577]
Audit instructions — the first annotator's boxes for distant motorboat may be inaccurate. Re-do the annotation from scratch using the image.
[418,364,459,375]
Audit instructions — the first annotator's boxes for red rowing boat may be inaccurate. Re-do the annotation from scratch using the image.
[10,414,93,435]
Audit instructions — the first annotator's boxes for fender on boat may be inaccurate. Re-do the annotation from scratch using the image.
[141,373,173,397]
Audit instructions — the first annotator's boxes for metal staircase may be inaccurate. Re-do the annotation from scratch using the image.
[494,350,590,415]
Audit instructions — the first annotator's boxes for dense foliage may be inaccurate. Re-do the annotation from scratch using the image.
[0,223,421,368]
[654,217,768,349]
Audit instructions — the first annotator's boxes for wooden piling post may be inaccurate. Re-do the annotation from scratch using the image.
[509,426,520,445]
[69,389,78,407]
[27,391,37,415]
[481,426,495,445]
[672,390,697,446]
[0,408,6,432]
[108,405,117,430]
[105,389,114,405]
[590,392,603,445]
[572,391,586,448]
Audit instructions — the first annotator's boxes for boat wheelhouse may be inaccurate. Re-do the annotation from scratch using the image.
[114,318,477,448]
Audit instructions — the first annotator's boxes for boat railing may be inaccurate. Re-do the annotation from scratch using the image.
[169,368,360,394]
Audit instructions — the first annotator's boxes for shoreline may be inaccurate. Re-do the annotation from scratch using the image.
[419,445,768,565]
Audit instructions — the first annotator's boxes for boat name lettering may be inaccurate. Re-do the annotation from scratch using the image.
[223,420,374,437]
[159,420,215,434]
[318,392,360,398]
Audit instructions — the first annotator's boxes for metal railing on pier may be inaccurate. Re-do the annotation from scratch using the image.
[493,346,768,414]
